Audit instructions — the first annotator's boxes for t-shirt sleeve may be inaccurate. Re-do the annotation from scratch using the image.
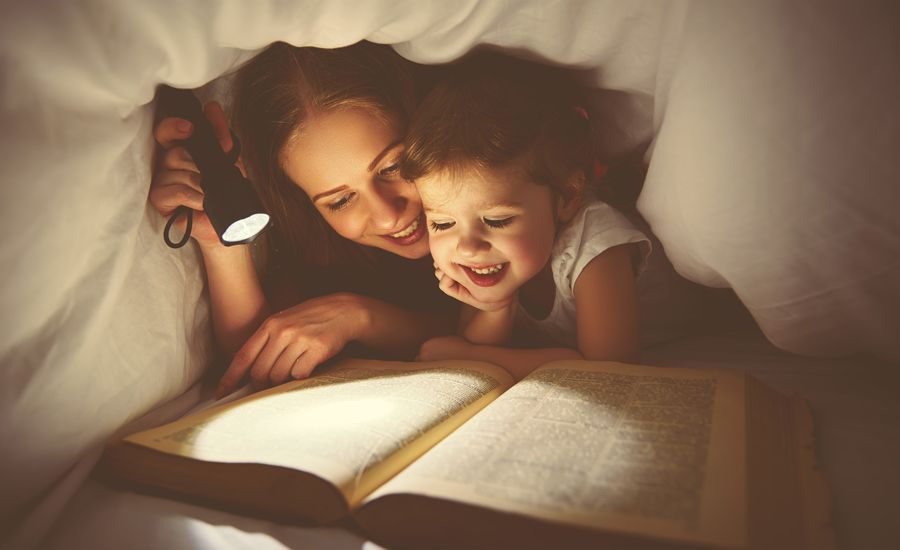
[556,201,653,294]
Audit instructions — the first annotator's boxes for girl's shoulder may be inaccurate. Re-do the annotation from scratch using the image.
[553,199,653,291]
[558,199,646,250]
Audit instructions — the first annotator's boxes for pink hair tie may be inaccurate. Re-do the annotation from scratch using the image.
[574,106,589,120]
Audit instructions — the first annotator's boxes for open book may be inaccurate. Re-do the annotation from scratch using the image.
[101,359,834,549]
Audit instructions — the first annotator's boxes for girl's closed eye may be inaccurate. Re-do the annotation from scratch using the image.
[429,220,455,232]
[484,216,514,229]
[327,192,356,212]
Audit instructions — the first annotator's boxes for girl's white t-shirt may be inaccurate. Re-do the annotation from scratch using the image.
[515,199,652,348]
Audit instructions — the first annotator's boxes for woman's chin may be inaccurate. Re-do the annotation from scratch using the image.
[370,238,430,260]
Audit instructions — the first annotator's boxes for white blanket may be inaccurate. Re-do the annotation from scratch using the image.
[1,0,897,544]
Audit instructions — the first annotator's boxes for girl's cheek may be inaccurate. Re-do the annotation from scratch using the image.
[429,237,453,269]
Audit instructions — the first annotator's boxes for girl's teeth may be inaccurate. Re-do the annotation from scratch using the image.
[471,264,504,275]
[391,218,418,238]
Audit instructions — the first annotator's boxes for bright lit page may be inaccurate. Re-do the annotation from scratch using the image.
[365,360,746,548]
[124,359,514,507]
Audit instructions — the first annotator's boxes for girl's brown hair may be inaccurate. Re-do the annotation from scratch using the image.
[400,51,600,204]
[230,42,421,303]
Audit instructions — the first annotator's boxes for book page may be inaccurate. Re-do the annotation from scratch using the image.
[124,359,513,507]
[365,360,746,548]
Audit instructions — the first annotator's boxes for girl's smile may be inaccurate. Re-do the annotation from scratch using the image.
[458,262,509,287]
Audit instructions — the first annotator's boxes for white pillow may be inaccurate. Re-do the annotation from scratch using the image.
[638,1,900,361]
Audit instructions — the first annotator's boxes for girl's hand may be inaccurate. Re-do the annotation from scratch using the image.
[148,101,240,249]
[216,293,368,397]
[434,264,514,312]
[416,335,476,362]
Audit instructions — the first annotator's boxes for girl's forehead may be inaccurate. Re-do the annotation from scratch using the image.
[418,163,544,211]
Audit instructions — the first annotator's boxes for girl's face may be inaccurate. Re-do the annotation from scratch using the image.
[417,162,559,304]
[281,108,429,260]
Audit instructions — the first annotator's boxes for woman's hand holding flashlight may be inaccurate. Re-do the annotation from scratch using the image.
[149,102,240,249]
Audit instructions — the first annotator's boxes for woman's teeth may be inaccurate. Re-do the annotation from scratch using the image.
[470,264,505,275]
[391,218,419,238]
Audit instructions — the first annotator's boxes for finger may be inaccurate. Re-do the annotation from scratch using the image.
[249,335,291,390]
[153,166,203,195]
[159,145,197,172]
[269,343,306,385]
[290,346,327,380]
[438,274,463,298]
[434,267,445,281]
[203,101,234,154]
[148,173,204,215]
[217,331,269,397]
[155,117,194,149]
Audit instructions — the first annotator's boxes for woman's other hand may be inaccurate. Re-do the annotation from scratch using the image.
[215,293,370,397]
[148,101,239,248]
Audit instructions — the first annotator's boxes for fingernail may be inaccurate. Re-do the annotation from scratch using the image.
[177,120,192,134]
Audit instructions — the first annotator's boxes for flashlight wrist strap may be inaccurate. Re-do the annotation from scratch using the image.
[164,205,193,249]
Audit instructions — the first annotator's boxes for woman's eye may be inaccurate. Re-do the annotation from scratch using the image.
[429,220,455,232]
[326,193,355,212]
[378,162,400,178]
[484,217,514,228]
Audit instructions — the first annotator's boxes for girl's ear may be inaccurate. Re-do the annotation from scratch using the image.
[555,170,585,223]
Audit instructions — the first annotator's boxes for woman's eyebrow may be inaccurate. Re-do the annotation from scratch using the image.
[311,185,349,203]
[368,141,403,172]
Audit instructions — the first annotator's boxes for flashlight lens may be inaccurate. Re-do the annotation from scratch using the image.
[223,213,270,243]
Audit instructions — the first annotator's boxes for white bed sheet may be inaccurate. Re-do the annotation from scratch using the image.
[2,0,897,545]
[39,328,900,550]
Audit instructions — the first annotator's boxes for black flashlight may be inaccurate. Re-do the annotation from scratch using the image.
[156,85,270,248]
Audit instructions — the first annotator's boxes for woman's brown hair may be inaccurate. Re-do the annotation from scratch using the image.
[230,41,421,302]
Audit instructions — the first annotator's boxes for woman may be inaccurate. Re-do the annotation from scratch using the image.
[149,42,454,397]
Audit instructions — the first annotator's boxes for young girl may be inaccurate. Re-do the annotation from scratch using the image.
[150,42,456,396]
[402,54,651,380]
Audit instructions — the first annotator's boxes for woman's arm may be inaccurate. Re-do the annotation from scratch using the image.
[150,107,272,356]
[200,244,270,356]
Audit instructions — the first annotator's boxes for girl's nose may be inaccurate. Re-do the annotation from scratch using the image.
[456,231,490,258]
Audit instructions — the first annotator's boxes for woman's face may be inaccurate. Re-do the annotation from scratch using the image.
[281,108,429,260]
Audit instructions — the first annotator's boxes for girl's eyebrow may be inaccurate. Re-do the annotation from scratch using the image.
[481,201,523,211]
[368,141,403,172]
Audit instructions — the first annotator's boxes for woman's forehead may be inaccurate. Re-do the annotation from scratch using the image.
[282,107,402,192]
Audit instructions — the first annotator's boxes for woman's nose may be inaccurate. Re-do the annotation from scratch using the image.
[367,185,407,231]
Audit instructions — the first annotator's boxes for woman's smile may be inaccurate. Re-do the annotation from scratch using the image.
[381,212,427,246]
